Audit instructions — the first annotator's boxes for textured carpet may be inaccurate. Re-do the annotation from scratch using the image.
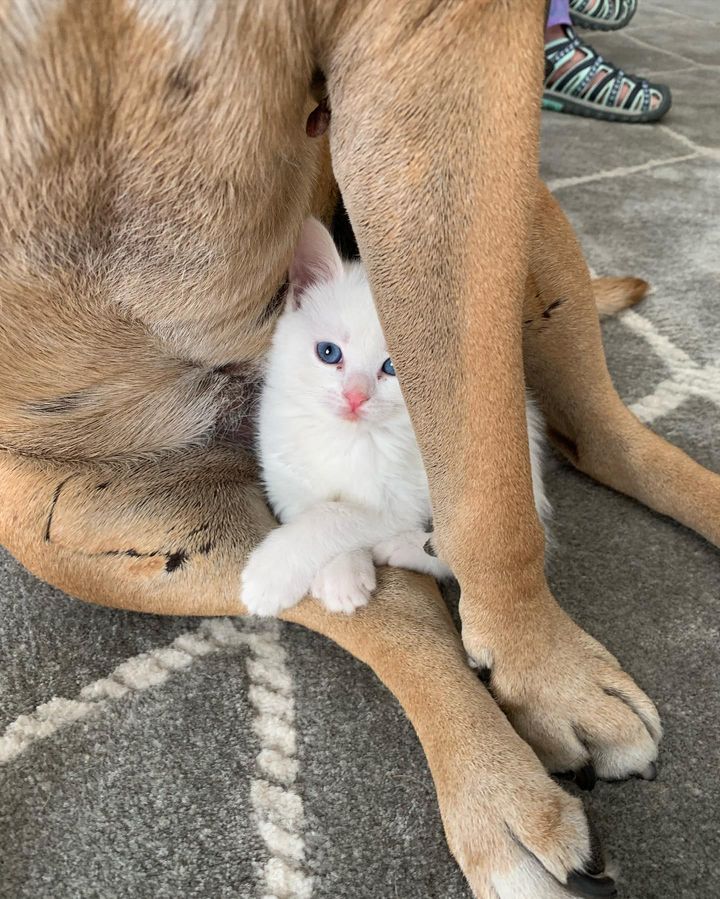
[1,2,718,897]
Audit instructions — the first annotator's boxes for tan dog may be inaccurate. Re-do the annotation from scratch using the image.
[1,2,718,897]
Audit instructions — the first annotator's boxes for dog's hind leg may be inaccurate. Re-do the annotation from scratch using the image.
[324,1,659,787]
[0,444,610,899]
[524,181,720,549]
[511,179,719,777]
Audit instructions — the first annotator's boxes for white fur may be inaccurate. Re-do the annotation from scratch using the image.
[3,1,60,45]
[126,0,216,55]
[241,219,549,616]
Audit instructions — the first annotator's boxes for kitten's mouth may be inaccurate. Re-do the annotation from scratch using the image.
[341,408,364,422]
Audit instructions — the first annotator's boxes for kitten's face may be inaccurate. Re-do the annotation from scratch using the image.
[272,264,406,426]
[269,219,407,427]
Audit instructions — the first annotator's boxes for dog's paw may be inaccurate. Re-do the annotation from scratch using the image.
[311,550,376,614]
[462,593,661,784]
[443,730,615,899]
[240,532,310,616]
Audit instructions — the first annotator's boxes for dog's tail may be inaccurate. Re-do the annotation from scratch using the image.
[592,276,649,316]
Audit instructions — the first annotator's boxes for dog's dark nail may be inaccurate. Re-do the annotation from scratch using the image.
[641,761,657,781]
[585,819,605,876]
[423,538,436,557]
[476,666,492,686]
[574,763,597,792]
[567,870,617,897]
[555,764,596,791]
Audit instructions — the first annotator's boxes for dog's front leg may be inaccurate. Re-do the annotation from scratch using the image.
[324,0,658,785]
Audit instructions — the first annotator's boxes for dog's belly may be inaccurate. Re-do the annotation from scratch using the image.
[0,0,334,457]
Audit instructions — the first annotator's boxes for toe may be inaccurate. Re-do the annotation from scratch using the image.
[575,687,659,781]
[358,566,377,593]
[496,791,613,899]
[601,671,662,744]
[493,856,583,898]
[508,711,590,778]
[509,788,590,883]
[344,595,368,614]
[638,761,657,781]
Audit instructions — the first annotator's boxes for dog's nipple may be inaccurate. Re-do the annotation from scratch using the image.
[306,99,330,138]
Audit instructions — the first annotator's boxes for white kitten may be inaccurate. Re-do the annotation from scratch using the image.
[241,218,549,616]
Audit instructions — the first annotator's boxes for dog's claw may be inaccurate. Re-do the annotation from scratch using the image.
[574,764,597,792]
[555,764,597,792]
[567,870,618,897]
[585,819,606,876]
[640,761,657,781]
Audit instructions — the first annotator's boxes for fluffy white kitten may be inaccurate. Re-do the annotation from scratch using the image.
[241,218,549,616]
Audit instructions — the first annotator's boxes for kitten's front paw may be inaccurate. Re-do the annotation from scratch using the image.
[241,534,310,617]
[311,550,376,614]
[373,532,426,568]
[374,531,452,579]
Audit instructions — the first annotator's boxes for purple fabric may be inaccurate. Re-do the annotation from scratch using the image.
[547,0,572,28]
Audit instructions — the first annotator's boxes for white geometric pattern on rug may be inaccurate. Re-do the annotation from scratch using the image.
[0,617,313,899]
[621,310,720,423]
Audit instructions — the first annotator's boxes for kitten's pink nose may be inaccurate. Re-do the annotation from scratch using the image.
[343,389,368,412]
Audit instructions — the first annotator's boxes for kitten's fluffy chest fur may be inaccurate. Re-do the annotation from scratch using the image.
[260,394,431,529]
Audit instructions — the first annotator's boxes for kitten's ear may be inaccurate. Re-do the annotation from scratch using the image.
[288,217,343,309]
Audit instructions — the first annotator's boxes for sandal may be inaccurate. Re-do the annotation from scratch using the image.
[543,26,672,123]
[570,0,637,32]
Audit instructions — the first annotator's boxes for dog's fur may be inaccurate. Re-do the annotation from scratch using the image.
[1,2,718,896]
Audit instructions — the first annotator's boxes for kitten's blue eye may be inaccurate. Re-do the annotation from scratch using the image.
[316,342,343,365]
[381,358,396,376]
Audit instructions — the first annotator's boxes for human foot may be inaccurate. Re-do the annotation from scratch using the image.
[570,0,637,32]
[543,25,671,122]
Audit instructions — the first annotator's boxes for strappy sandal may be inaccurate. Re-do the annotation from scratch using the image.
[543,26,672,123]
[570,0,637,31]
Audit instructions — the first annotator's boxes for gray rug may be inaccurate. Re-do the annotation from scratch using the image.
[1,2,718,897]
